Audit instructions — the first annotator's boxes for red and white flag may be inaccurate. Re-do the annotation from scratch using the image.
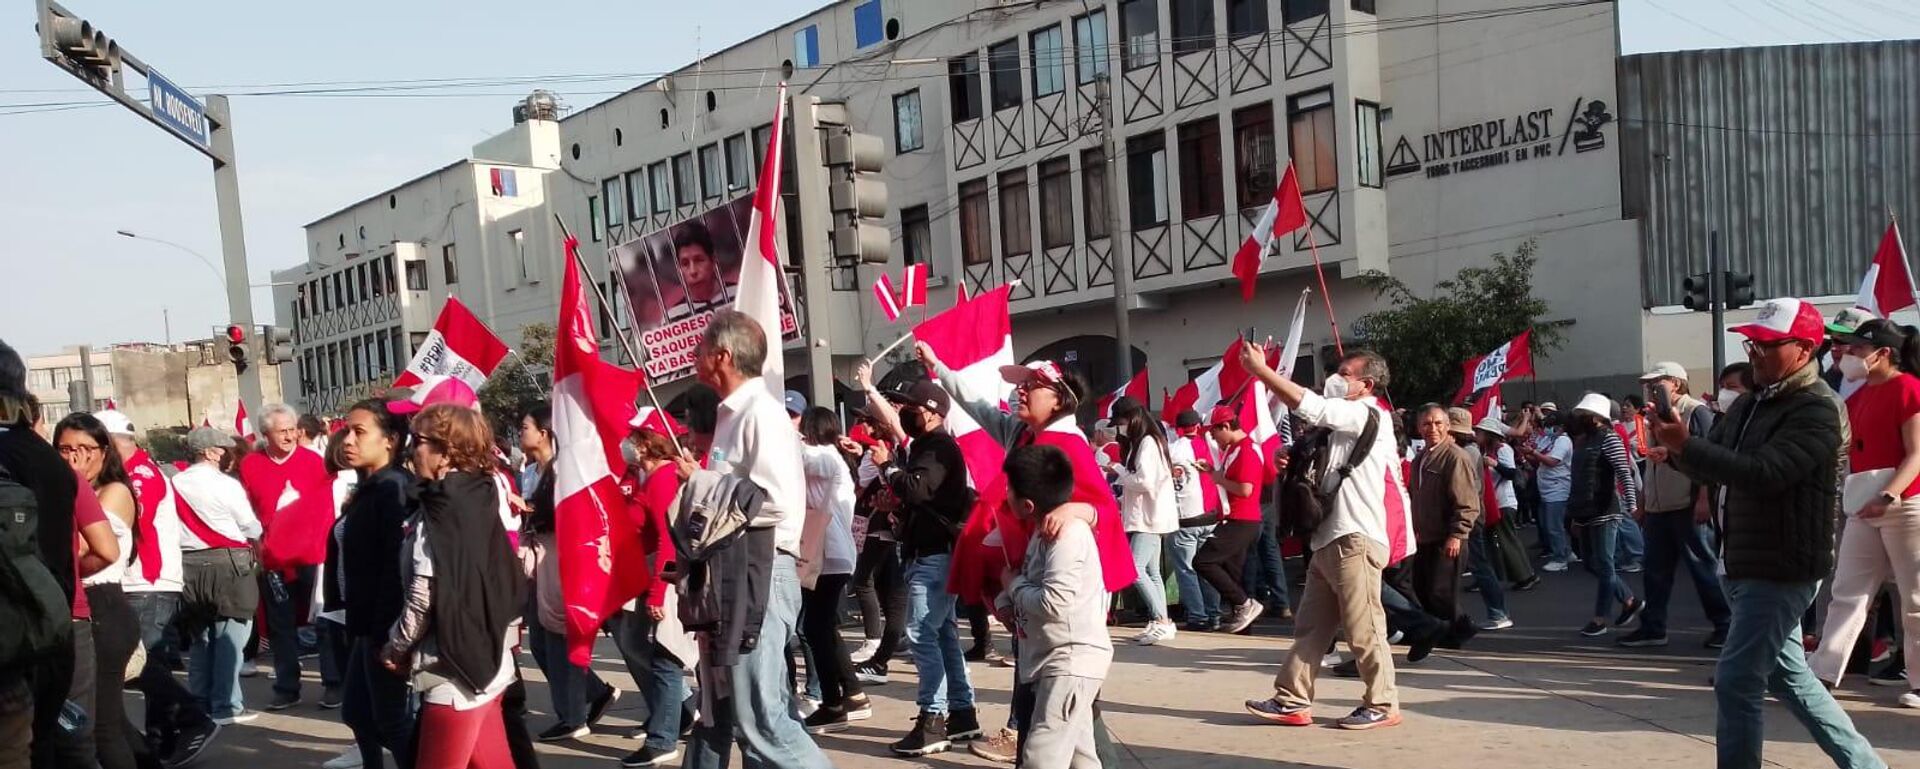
[1452,330,1535,404]
[393,297,510,391]
[734,84,791,401]
[552,235,650,666]
[1246,288,1313,470]
[912,286,1016,599]
[1095,368,1149,419]
[1855,219,1915,317]
[1231,163,1310,302]
[627,405,686,437]
[233,400,253,442]
[871,264,928,323]
[103,397,116,410]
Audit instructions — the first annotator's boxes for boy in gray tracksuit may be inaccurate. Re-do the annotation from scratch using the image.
[996,445,1112,769]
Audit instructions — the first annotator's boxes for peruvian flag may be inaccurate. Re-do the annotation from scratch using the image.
[1231,163,1310,302]
[871,264,928,323]
[734,84,792,401]
[552,235,650,666]
[233,400,254,442]
[1452,330,1535,404]
[393,297,510,391]
[1095,368,1149,419]
[912,286,1016,601]
[1165,337,1260,423]
[1245,289,1313,472]
[1854,219,1915,317]
[627,405,686,437]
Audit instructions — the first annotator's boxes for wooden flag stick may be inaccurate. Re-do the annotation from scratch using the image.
[1302,226,1345,357]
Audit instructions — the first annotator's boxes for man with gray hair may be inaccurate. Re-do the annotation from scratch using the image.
[236,403,333,711]
[173,425,264,725]
[680,309,831,769]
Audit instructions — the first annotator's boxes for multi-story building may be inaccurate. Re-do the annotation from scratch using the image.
[25,339,287,433]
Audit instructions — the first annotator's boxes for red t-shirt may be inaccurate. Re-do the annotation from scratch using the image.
[71,472,107,619]
[1223,437,1265,522]
[1847,373,1920,497]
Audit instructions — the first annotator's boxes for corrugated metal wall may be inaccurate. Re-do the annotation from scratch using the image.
[1620,42,1920,307]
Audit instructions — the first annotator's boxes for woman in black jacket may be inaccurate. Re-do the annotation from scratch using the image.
[331,398,418,769]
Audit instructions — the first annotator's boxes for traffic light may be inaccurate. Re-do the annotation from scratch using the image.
[825,122,890,264]
[1682,274,1712,312]
[225,324,249,371]
[36,6,119,84]
[1725,271,1756,309]
[262,325,294,365]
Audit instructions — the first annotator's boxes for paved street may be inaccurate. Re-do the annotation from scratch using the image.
[191,567,1919,768]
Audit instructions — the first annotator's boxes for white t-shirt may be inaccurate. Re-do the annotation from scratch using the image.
[1535,435,1575,503]
[82,504,133,587]
[800,444,858,576]
[1490,444,1519,510]
[1166,436,1206,521]
[1294,392,1408,555]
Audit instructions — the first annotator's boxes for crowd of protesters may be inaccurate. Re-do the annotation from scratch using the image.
[0,295,1910,769]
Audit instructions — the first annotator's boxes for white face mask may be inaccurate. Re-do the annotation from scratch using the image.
[1715,390,1741,411]
[1838,354,1871,382]
[1323,373,1350,400]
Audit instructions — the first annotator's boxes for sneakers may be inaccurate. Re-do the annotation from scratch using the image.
[619,745,682,768]
[890,712,951,756]
[1133,621,1177,646]
[213,709,258,725]
[1869,668,1908,687]
[587,686,619,726]
[265,691,301,711]
[1619,562,1644,574]
[1220,599,1265,635]
[844,693,874,721]
[964,644,990,662]
[1182,619,1219,633]
[318,686,344,709]
[947,707,983,741]
[1331,659,1360,678]
[1407,627,1441,663]
[850,638,881,664]
[1245,697,1313,726]
[1542,561,1569,573]
[1871,637,1893,663]
[803,705,850,734]
[1617,629,1669,648]
[968,728,1019,763]
[1335,706,1401,730]
[1705,628,1728,650]
[163,719,220,768]
[1899,690,1920,709]
[536,722,589,742]
[795,696,820,719]
[321,745,363,769]
[236,662,259,678]
[1513,576,1542,592]
[1614,598,1645,627]
[854,660,889,684]
[1579,621,1609,638]
[1478,617,1515,631]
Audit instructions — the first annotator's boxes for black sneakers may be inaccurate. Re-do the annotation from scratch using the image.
[163,719,221,768]
[947,707,982,741]
[803,705,849,735]
[619,745,681,767]
[890,712,951,756]
[1617,629,1669,648]
[1614,598,1645,627]
[1580,620,1609,638]
[587,686,619,726]
[536,722,589,742]
[264,691,302,711]
[854,660,889,684]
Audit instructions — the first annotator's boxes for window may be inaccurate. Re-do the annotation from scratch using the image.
[1283,0,1330,24]
[352,338,364,384]
[1233,103,1277,208]
[602,178,623,227]
[793,25,820,68]
[1356,101,1383,188]
[1351,0,1376,14]
[345,265,358,305]
[999,168,1031,258]
[332,273,343,308]
[626,171,647,220]
[724,134,751,191]
[510,229,528,282]
[1288,89,1338,194]
[1171,0,1215,55]
[1126,132,1168,229]
[384,254,398,292]
[988,39,1021,111]
[1120,0,1159,70]
[752,125,773,173]
[1073,10,1110,84]
[369,258,385,297]
[948,54,982,123]
[1178,117,1224,220]
[375,333,389,377]
[901,204,934,271]
[958,179,992,265]
[404,259,427,291]
[92,365,111,386]
[672,153,696,206]
[698,144,722,199]
[893,90,924,152]
[1228,0,1269,38]
[589,195,602,242]
[1081,148,1110,240]
[853,0,885,48]
[649,162,670,213]
[1030,25,1065,98]
[442,244,458,285]
[1038,157,1074,248]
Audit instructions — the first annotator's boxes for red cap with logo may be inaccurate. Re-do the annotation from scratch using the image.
[1728,298,1824,346]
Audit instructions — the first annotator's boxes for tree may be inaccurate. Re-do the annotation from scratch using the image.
[1350,239,1564,407]
[477,322,554,438]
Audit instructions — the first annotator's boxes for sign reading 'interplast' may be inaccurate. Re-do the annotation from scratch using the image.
[146,69,208,152]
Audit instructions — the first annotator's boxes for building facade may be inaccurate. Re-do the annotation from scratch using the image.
[27,340,287,434]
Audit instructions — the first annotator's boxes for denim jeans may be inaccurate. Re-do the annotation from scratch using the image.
[904,554,974,716]
[1640,509,1731,637]
[1615,517,1646,566]
[1539,499,1571,562]
[612,610,689,753]
[187,617,250,719]
[1242,506,1292,610]
[261,567,313,697]
[685,554,834,769]
[1467,525,1509,622]
[528,621,610,727]
[1127,532,1170,623]
[1716,579,1883,769]
[1169,526,1221,624]
[125,591,209,745]
[1582,519,1634,619]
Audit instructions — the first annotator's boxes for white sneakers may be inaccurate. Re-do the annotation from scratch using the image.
[322,745,364,769]
[850,638,882,664]
[1542,561,1569,572]
[1899,690,1920,709]
[1131,621,1178,646]
[1221,600,1265,634]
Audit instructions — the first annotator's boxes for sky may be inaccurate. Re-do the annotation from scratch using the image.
[3,0,1918,358]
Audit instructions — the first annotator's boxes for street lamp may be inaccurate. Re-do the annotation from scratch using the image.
[115,229,293,288]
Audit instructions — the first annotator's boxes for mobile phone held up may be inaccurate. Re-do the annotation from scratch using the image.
[1651,381,1677,422]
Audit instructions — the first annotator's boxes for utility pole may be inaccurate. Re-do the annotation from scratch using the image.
[1708,231,1725,385]
[790,95,839,411]
[77,344,95,411]
[1096,74,1133,382]
[208,94,262,411]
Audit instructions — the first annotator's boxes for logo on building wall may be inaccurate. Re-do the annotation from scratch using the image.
[1384,96,1612,181]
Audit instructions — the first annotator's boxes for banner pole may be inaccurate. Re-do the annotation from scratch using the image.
[1303,226,1345,357]
[554,213,682,456]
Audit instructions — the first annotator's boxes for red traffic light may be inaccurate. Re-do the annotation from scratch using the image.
[225,324,246,344]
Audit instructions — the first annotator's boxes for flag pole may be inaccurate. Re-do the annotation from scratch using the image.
[868,329,916,367]
[554,213,682,456]
[1302,225,1345,357]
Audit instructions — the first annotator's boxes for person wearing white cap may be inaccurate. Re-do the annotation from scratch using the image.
[1564,393,1643,639]
[1620,363,1731,650]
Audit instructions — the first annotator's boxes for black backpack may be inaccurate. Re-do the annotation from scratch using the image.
[1277,410,1380,539]
[0,464,74,674]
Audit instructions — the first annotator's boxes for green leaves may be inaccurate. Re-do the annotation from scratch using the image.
[477,322,555,437]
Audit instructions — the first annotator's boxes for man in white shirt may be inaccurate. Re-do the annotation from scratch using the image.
[682,309,831,769]
[1520,413,1576,570]
[1238,348,1407,731]
[171,426,264,725]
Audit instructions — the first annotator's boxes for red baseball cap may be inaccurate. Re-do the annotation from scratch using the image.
[1206,405,1238,427]
[1728,298,1824,346]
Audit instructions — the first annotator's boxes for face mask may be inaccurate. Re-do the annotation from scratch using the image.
[1838,354,1871,382]
[900,409,929,437]
[1323,374,1350,400]
[1715,390,1741,411]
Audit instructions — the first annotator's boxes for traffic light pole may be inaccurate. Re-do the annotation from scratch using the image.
[1709,230,1726,389]
[791,95,837,412]
[209,94,263,414]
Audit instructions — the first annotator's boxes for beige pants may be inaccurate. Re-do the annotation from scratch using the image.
[1810,502,1920,685]
[1021,675,1102,769]
[1273,533,1398,711]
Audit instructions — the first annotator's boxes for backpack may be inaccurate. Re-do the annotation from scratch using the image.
[0,464,74,673]
[1277,409,1380,539]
